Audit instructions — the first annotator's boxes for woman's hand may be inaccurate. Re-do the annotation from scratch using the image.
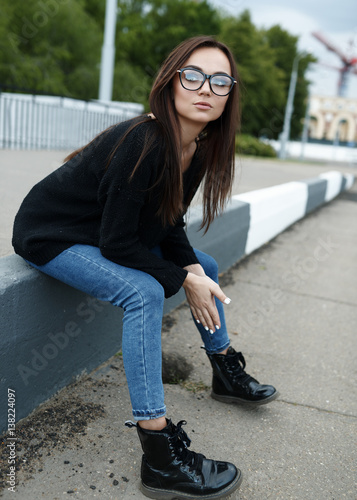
[182,266,231,333]
[183,263,206,277]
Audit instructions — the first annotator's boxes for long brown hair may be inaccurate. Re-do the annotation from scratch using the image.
[65,36,240,231]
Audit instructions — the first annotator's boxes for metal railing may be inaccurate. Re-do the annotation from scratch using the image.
[0,93,144,150]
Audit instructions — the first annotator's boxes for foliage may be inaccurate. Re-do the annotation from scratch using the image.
[219,11,315,139]
[115,0,220,78]
[236,134,277,158]
[263,25,316,139]
[0,0,315,138]
[112,60,152,107]
[219,11,286,138]
[1,0,102,99]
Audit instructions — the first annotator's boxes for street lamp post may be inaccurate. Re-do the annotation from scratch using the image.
[98,0,118,102]
[299,93,311,161]
[279,53,304,160]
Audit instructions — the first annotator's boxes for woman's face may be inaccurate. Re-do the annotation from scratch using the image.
[172,47,232,130]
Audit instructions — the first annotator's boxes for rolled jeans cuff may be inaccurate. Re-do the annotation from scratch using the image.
[132,405,167,421]
[203,339,231,356]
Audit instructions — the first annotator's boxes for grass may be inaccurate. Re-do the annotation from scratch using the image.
[180,380,210,393]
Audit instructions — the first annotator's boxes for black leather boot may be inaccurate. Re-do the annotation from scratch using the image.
[206,346,278,405]
[125,419,242,499]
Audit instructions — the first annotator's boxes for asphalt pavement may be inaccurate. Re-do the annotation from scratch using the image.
[0,152,356,499]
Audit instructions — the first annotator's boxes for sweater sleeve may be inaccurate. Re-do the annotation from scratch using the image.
[97,127,188,298]
[160,216,200,268]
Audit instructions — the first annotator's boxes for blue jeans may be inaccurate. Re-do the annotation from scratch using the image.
[25,244,230,420]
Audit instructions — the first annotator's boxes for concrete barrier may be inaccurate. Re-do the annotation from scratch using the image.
[0,170,354,434]
[231,172,354,255]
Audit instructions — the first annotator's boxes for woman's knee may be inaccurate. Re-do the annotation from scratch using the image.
[196,251,219,279]
[119,274,165,310]
[141,278,165,306]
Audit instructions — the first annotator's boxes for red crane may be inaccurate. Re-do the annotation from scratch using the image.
[312,31,357,97]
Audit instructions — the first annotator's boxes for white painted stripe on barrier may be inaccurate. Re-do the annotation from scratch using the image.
[318,171,343,202]
[233,181,308,255]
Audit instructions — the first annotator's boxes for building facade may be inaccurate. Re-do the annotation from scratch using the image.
[309,95,357,144]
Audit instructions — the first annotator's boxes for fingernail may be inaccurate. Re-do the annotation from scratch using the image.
[204,326,209,331]
[215,325,220,330]
[224,298,231,304]
[209,329,214,334]
[196,319,200,324]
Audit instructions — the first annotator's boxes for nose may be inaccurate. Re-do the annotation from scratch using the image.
[198,78,211,95]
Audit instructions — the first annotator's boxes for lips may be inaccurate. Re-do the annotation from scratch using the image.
[194,101,212,110]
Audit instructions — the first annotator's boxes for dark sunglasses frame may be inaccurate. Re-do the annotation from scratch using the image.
[177,67,237,96]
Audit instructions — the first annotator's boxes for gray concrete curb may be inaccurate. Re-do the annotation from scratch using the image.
[0,170,354,434]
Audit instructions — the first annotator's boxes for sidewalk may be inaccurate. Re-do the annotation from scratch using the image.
[0,160,356,499]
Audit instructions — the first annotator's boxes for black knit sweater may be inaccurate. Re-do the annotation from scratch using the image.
[12,117,203,298]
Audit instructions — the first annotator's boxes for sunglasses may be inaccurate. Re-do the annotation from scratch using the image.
[177,67,237,96]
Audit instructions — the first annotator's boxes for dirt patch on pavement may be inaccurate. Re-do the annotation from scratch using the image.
[0,394,105,493]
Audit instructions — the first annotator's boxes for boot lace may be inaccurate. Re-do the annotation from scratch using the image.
[224,351,255,385]
[169,420,204,473]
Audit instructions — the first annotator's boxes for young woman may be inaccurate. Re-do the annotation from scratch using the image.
[13,36,278,499]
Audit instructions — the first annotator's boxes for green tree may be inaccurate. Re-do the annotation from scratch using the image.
[115,0,221,77]
[109,0,221,108]
[1,0,102,99]
[0,2,30,92]
[112,60,152,107]
[0,0,315,135]
[219,11,286,138]
[263,25,316,139]
[83,0,106,30]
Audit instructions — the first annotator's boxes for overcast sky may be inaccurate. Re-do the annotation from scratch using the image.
[211,0,357,98]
